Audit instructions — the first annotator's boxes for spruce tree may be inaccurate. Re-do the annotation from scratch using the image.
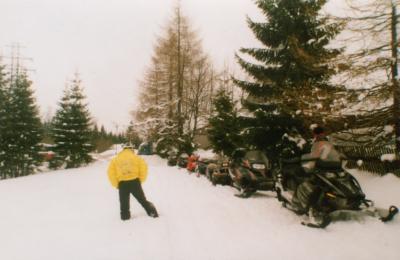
[3,72,43,177]
[234,0,342,159]
[207,89,243,157]
[49,86,71,168]
[50,76,93,169]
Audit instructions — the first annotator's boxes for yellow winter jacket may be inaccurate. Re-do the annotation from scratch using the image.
[107,148,148,188]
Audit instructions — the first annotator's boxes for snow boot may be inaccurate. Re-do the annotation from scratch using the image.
[121,212,131,221]
[149,211,158,218]
[147,202,159,218]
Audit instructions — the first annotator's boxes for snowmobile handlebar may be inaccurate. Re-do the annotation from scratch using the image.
[280,156,320,164]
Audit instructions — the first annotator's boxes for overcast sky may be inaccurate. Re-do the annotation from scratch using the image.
[0,0,346,132]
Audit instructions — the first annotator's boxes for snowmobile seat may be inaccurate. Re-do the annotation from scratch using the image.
[282,157,301,164]
[315,160,342,171]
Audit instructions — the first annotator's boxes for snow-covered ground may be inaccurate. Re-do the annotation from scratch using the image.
[0,151,399,260]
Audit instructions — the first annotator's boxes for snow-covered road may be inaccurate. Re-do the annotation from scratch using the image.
[0,152,399,260]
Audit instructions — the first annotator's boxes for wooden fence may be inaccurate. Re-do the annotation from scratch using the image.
[336,146,400,176]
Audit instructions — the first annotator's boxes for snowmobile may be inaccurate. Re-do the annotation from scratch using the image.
[206,158,231,186]
[196,158,217,176]
[138,142,153,155]
[274,158,399,228]
[177,153,189,168]
[228,150,275,198]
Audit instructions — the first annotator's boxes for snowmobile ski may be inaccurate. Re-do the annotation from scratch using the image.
[234,189,256,198]
[301,217,331,229]
[379,205,398,222]
[300,208,332,228]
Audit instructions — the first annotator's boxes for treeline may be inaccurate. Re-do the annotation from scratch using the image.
[135,0,399,162]
[1,0,398,178]
[0,67,126,179]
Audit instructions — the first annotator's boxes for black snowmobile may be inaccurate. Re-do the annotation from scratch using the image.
[229,149,275,198]
[177,153,189,168]
[167,151,178,166]
[274,158,398,228]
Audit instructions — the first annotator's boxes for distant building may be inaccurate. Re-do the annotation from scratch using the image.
[193,127,211,149]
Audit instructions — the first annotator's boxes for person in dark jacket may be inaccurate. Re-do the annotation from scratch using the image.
[230,149,259,197]
[291,126,342,213]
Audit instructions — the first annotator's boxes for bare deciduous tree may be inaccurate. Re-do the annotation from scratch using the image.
[133,3,218,153]
[332,0,399,155]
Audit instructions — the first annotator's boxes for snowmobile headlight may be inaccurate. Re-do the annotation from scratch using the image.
[252,163,265,170]
[325,172,336,178]
[326,192,336,199]
[338,171,346,177]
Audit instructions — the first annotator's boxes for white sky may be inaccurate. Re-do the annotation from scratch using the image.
[0,0,346,132]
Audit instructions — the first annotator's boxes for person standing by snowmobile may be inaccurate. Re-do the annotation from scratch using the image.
[107,143,158,220]
[230,148,259,197]
[301,126,342,172]
[291,126,342,213]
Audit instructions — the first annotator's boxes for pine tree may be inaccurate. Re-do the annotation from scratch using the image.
[2,72,43,177]
[234,0,342,159]
[49,86,70,168]
[100,125,107,137]
[50,75,93,169]
[208,89,243,157]
[0,60,9,178]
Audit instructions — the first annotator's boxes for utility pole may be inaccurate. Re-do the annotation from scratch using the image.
[4,43,34,84]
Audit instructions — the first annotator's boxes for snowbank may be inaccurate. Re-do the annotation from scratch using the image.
[196,149,217,160]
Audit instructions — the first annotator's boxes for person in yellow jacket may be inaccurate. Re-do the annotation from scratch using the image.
[108,144,158,220]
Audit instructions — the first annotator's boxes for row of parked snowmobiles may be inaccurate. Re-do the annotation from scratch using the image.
[167,149,398,228]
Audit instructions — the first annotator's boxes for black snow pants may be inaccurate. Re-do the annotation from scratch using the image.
[118,178,158,220]
[292,178,320,214]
